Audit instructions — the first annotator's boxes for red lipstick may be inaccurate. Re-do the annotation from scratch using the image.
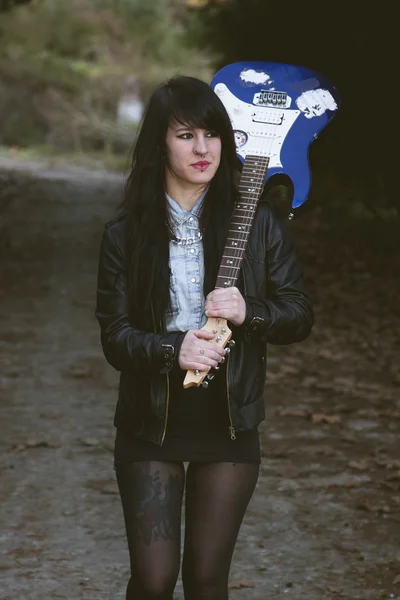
[192,161,211,169]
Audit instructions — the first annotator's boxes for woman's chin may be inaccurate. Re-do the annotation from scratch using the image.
[187,170,215,185]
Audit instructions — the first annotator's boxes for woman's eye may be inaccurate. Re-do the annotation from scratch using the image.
[206,131,219,138]
[178,133,193,139]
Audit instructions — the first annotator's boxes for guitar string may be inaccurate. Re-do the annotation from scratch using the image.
[222,120,277,285]
[235,118,276,275]
[222,152,268,283]
[229,121,276,279]
[221,156,268,286]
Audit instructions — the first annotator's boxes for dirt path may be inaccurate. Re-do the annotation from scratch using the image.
[1,161,399,599]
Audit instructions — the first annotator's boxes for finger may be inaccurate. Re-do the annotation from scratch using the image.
[205,309,236,321]
[193,330,216,340]
[198,347,225,361]
[186,362,211,372]
[199,355,221,368]
[208,344,227,357]
[207,300,238,310]
[207,287,240,300]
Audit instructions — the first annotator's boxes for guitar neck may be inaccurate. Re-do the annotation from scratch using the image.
[215,155,269,289]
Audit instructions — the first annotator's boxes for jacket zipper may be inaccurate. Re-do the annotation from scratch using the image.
[161,372,170,445]
[226,352,236,440]
[151,302,170,446]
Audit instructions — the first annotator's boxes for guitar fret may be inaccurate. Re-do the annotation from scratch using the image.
[237,190,262,195]
[222,254,242,260]
[215,154,269,286]
[238,184,263,189]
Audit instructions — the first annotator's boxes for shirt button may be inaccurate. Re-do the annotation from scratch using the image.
[191,277,196,283]
[189,217,194,222]
[190,248,195,254]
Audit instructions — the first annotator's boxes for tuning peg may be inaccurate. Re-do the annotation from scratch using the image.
[202,381,209,389]
[228,340,235,348]
[225,347,231,355]
[194,369,200,376]
[214,365,220,371]
[206,373,215,381]
[219,356,225,364]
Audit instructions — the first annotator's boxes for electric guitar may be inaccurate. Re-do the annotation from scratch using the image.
[183,61,340,389]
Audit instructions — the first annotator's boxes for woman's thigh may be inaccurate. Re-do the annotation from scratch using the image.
[182,461,259,598]
[115,460,185,596]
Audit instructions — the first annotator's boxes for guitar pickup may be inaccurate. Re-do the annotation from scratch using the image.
[252,110,284,125]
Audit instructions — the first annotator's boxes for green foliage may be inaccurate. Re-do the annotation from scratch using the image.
[0,0,211,152]
[0,0,31,12]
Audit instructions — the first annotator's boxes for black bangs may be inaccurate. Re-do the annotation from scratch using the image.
[169,103,222,134]
[165,76,231,138]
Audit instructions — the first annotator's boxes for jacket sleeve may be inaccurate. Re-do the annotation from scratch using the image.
[242,203,314,345]
[95,225,184,373]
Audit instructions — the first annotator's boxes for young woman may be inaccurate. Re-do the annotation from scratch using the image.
[96,75,313,599]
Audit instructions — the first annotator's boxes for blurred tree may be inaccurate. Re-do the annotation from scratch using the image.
[0,0,32,11]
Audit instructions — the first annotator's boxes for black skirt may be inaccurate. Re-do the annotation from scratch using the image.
[114,364,261,464]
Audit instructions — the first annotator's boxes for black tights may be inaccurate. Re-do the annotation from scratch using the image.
[115,461,259,600]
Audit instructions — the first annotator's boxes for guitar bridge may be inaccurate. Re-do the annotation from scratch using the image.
[254,90,290,108]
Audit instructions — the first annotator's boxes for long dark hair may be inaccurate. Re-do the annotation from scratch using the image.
[120,75,239,329]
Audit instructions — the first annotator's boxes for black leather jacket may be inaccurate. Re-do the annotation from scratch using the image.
[95,200,313,445]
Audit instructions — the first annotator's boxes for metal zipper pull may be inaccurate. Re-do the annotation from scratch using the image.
[229,426,236,440]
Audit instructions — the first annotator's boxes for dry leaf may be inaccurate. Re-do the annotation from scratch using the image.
[85,479,119,495]
[80,437,101,447]
[67,364,92,378]
[229,578,255,589]
[312,413,341,425]
[12,439,58,451]
[356,408,380,418]
[348,460,370,471]
[357,501,390,513]
[277,408,309,418]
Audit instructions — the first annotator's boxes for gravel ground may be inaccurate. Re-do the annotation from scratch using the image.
[1,160,399,600]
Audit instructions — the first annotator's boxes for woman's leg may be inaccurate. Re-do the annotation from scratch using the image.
[182,461,259,600]
[115,461,185,599]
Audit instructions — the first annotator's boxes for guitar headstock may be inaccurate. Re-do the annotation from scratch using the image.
[183,317,234,389]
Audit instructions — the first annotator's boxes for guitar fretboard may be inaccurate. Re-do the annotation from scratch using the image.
[216,155,269,289]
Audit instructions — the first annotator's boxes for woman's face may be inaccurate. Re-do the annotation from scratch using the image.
[165,121,222,190]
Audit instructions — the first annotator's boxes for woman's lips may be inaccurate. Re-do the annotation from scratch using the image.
[192,161,211,169]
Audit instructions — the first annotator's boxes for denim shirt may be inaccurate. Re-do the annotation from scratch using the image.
[165,192,207,333]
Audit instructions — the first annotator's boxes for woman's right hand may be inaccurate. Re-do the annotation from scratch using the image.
[178,329,226,372]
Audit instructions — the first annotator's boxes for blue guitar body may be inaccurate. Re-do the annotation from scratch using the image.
[210,61,340,215]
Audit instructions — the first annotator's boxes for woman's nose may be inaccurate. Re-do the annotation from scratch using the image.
[194,136,208,155]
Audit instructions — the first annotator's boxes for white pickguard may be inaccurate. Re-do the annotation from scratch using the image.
[214,83,300,168]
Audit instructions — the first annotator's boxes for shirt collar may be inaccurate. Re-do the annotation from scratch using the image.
[166,187,208,225]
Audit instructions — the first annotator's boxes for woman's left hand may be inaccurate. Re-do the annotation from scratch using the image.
[205,286,246,326]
